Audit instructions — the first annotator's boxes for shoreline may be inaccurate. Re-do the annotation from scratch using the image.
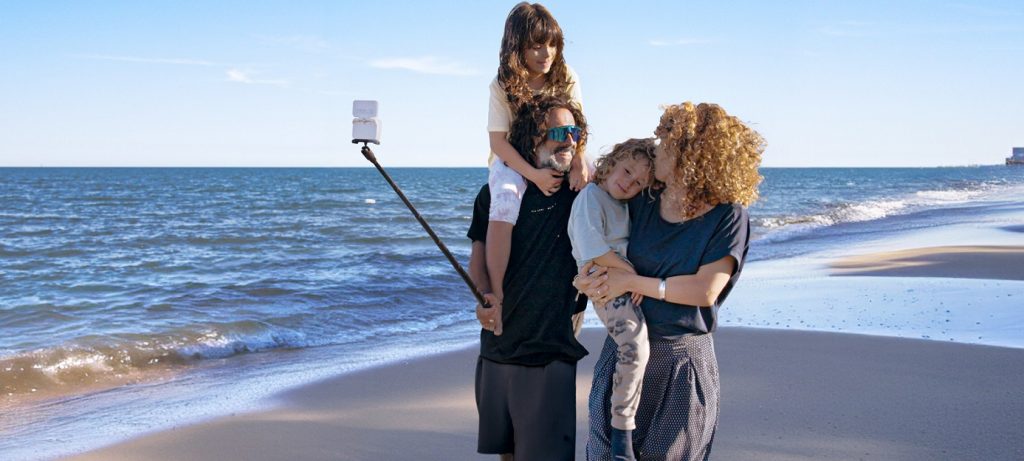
[7,181,1022,460]
[66,327,1024,461]
[49,222,1024,459]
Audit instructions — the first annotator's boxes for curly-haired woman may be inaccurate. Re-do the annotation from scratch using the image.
[576,102,764,460]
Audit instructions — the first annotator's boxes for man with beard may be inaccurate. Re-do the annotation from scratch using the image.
[467,94,589,461]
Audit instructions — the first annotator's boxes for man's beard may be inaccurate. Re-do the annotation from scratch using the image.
[538,145,573,173]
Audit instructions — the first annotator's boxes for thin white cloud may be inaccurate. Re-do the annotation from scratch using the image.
[75,54,224,66]
[369,56,478,76]
[78,54,290,89]
[226,69,288,87]
[649,38,710,47]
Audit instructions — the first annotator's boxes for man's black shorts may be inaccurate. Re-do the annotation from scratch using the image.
[475,357,577,460]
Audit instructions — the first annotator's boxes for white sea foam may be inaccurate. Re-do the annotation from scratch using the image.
[174,326,310,359]
[832,199,908,223]
[754,199,909,241]
[38,353,113,376]
[0,323,319,397]
[753,203,906,246]
[754,181,1017,244]
[915,188,980,203]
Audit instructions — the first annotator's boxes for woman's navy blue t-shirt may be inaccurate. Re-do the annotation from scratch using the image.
[627,189,750,340]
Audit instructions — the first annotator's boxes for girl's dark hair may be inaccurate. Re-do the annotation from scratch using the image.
[498,3,571,112]
[508,94,587,167]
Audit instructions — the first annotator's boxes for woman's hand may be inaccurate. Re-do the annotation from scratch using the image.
[574,262,606,303]
[577,262,645,306]
[597,267,634,304]
[578,262,632,305]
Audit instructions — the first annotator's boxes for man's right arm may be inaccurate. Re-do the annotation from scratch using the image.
[468,185,503,335]
[469,240,492,296]
[472,240,503,335]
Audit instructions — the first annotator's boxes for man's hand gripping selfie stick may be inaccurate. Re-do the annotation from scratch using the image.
[352,100,491,309]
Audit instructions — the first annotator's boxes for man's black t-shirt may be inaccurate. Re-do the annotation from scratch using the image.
[467,183,588,366]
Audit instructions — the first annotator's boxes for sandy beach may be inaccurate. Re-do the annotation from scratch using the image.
[66,324,1024,461]
[830,245,1024,280]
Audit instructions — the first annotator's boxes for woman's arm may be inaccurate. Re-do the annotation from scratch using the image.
[627,255,734,306]
[586,253,643,306]
[579,256,736,307]
[589,251,635,275]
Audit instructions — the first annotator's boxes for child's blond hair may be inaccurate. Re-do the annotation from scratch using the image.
[593,138,657,188]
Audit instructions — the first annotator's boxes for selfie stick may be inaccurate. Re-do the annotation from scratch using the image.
[354,141,491,309]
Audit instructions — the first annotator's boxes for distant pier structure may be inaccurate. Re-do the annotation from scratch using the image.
[1008,147,1024,165]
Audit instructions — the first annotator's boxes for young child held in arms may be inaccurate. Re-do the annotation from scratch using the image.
[486,2,588,317]
[568,138,656,461]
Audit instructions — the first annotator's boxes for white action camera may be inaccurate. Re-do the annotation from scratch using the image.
[352,100,381,144]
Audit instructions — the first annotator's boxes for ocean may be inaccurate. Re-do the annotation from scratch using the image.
[2,166,1023,459]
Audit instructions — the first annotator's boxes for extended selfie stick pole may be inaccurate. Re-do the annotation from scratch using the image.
[356,141,491,308]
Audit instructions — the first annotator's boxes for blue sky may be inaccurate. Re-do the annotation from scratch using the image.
[1,1,1022,167]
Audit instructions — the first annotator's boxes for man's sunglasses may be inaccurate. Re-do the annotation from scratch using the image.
[547,125,582,143]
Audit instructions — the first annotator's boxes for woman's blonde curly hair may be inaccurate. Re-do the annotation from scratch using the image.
[593,138,657,188]
[655,102,764,218]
